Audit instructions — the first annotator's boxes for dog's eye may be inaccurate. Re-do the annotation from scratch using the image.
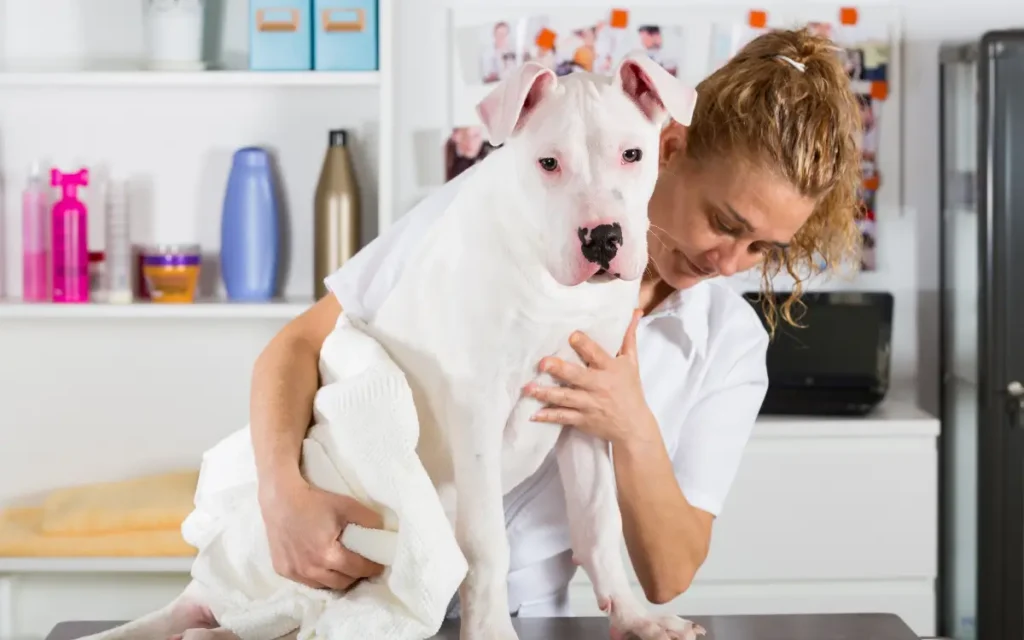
[622,148,643,163]
[538,157,559,172]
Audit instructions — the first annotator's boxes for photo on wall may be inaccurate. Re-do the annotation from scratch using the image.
[782,11,892,273]
[457,10,686,95]
[444,126,500,182]
[449,8,689,182]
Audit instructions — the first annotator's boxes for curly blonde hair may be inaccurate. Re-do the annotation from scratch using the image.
[685,27,865,334]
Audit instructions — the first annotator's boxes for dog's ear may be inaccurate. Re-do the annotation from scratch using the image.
[476,61,558,147]
[613,52,697,126]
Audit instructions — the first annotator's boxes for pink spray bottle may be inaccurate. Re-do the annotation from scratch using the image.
[50,168,90,303]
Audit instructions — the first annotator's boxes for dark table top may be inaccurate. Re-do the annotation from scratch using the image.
[46,613,919,640]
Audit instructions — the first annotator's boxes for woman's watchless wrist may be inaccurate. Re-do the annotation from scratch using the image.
[257,458,306,508]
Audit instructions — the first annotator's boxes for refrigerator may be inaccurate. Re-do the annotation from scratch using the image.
[939,31,1024,640]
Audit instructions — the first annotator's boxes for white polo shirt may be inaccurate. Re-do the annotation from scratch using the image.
[325,169,770,616]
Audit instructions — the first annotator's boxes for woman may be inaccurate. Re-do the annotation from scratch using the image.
[249,27,863,617]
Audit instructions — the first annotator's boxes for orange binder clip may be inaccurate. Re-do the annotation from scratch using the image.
[748,10,768,29]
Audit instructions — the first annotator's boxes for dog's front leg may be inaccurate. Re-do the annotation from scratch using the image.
[449,395,519,640]
[556,428,705,640]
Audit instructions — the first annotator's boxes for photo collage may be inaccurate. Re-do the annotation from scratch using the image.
[445,8,893,275]
[446,9,684,182]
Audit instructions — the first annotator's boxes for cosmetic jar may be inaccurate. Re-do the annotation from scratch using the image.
[142,244,202,303]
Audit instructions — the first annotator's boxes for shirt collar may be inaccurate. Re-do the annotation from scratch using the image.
[643,280,710,360]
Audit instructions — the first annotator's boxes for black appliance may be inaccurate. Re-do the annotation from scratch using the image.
[742,290,893,416]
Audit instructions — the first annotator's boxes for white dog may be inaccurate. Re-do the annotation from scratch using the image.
[357,52,701,640]
[76,53,701,640]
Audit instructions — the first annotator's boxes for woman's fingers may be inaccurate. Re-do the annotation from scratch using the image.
[323,542,385,580]
[568,331,614,369]
[531,407,585,426]
[539,356,594,388]
[524,381,591,410]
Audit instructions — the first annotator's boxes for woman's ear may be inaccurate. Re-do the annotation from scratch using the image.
[658,121,688,169]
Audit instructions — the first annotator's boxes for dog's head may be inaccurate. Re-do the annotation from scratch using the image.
[476,52,696,287]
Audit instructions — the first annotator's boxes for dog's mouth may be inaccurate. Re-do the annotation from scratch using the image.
[587,268,620,283]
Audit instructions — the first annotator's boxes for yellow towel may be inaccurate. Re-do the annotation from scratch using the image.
[0,507,196,557]
[39,470,200,536]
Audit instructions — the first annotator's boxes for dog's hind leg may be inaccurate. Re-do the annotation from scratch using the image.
[74,580,220,640]
[555,428,706,640]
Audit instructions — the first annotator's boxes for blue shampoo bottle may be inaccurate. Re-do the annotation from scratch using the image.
[220,147,280,301]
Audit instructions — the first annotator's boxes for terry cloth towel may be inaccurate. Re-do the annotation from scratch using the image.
[179,314,467,640]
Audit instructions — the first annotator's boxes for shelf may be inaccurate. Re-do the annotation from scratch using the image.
[0,556,193,574]
[0,298,313,320]
[0,69,380,88]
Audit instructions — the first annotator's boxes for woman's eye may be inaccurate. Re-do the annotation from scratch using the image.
[538,157,559,172]
[711,217,733,234]
[622,148,643,163]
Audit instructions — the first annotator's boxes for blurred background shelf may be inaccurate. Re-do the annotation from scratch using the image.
[0,69,381,88]
[0,298,312,319]
[0,556,193,574]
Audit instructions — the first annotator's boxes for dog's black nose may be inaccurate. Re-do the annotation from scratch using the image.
[578,223,623,270]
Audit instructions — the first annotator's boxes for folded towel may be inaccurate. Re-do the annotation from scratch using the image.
[0,507,196,557]
[40,470,200,536]
[179,315,467,640]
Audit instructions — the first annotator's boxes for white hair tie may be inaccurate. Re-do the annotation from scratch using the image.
[775,55,806,72]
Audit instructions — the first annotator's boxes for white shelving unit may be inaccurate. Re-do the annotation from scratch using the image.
[0,556,193,574]
[0,69,382,88]
[0,0,395,311]
[0,297,311,319]
[0,2,396,635]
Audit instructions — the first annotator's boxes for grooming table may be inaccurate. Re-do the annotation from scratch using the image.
[46,612,919,639]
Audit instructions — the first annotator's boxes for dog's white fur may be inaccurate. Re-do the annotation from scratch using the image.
[75,53,702,640]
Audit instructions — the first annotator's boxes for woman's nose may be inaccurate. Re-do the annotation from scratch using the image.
[710,243,745,277]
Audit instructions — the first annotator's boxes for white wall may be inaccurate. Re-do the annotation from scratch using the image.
[0,0,1018,506]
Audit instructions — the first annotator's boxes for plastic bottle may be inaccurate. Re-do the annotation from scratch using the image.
[313,129,360,300]
[104,176,133,303]
[220,147,280,302]
[50,168,90,303]
[21,162,49,302]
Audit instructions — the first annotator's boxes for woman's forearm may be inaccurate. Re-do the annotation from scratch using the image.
[613,424,711,604]
[250,331,321,500]
[250,296,342,504]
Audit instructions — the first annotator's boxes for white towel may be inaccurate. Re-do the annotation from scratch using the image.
[179,315,468,640]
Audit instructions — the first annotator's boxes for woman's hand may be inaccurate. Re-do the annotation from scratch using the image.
[524,309,660,446]
[259,475,385,592]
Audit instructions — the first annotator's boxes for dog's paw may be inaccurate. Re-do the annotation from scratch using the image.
[458,614,519,640]
[603,596,705,640]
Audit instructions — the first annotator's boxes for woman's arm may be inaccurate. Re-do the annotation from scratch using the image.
[612,425,714,603]
[251,294,341,499]
[250,294,386,591]
[527,311,768,605]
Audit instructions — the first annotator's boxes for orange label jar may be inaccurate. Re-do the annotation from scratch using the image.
[142,245,201,303]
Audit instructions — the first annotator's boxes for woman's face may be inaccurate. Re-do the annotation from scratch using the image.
[647,125,816,290]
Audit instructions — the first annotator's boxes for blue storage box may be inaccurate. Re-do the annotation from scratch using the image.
[313,0,378,71]
[249,0,313,71]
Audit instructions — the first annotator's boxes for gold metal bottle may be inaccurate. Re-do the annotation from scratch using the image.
[314,129,360,299]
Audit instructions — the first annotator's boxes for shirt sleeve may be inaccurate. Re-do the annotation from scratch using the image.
[670,323,769,518]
